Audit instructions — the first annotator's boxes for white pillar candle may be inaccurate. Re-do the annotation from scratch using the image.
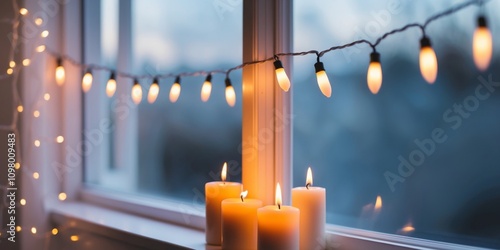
[292,167,326,250]
[257,183,299,250]
[205,162,242,245]
[221,190,262,250]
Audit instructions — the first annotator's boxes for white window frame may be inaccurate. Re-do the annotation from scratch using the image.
[20,0,491,249]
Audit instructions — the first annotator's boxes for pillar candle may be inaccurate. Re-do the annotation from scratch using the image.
[257,183,299,250]
[221,191,262,250]
[206,162,242,245]
[292,167,326,250]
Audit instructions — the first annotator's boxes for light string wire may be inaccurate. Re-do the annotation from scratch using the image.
[45,0,489,82]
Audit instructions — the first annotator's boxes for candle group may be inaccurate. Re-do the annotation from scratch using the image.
[205,164,325,250]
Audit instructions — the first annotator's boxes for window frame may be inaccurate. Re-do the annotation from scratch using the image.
[20,0,492,249]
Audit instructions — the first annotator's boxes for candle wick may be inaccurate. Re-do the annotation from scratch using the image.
[278,204,281,210]
[240,195,244,202]
[306,183,311,190]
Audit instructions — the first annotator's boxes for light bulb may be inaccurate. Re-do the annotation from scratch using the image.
[131,79,143,105]
[82,70,93,93]
[419,37,438,84]
[314,61,332,97]
[19,8,28,15]
[367,52,383,94]
[473,16,492,71]
[55,58,65,86]
[147,78,160,104]
[274,59,291,92]
[169,76,181,103]
[225,78,236,107]
[201,74,212,102]
[106,73,117,97]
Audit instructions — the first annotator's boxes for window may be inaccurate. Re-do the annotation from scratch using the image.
[83,0,243,202]
[294,0,500,248]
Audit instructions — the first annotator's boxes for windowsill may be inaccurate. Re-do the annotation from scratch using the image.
[50,199,492,250]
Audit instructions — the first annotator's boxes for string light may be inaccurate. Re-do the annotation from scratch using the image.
[31,227,37,234]
[44,93,50,101]
[15,162,20,169]
[20,199,26,205]
[147,77,160,104]
[22,58,30,66]
[41,30,49,38]
[169,76,181,103]
[33,110,40,118]
[36,45,46,52]
[33,172,39,179]
[473,16,492,71]
[58,192,67,201]
[56,135,64,143]
[9,61,16,68]
[131,78,143,105]
[17,105,23,112]
[16,226,21,232]
[82,69,93,93]
[19,8,28,15]
[55,58,65,86]
[35,17,43,26]
[6,68,13,75]
[70,235,79,242]
[51,228,59,235]
[419,36,438,84]
[201,74,212,102]
[274,57,291,92]
[34,140,40,147]
[106,72,117,97]
[314,60,332,97]
[367,52,383,94]
[225,78,236,107]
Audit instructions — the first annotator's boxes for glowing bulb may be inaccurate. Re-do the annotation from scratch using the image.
[201,74,212,102]
[473,16,492,71]
[225,78,236,107]
[16,226,21,232]
[22,59,30,66]
[82,70,93,93]
[20,199,26,205]
[9,61,16,68]
[55,58,65,86]
[34,140,40,147]
[221,162,227,182]
[41,30,49,38]
[274,59,291,92]
[131,79,143,105]
[6,68,13,75]
[314,61,332,97]
[44,93,50,101]
[33,110,40,117]
[58,192,67,201]
[366,52,383,94]
[36,45,45,52]
[35,18,43,26]
[15,163,20,169]
[106,73,117,97]
[17,105,23,112]
[419,37,438,84]
[33,172,39,179]
[70,235,79,241]
[147,78,160,104]
[31,227,37,234]
[169,77,181,103]
[19,8,28,15]
[276,183,282,209]
[52,228,59,235]
[56,136,64,143]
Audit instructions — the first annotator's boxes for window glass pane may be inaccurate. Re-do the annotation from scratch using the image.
[293,0,500,248]
[85,0,242,202]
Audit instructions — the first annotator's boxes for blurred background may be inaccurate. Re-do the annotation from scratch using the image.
[85,0,500,248]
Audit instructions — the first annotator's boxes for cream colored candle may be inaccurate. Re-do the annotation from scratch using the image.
[292,167,326,250]
[205,162,242,245]
[221,190,262,250]
[257,183,299,250]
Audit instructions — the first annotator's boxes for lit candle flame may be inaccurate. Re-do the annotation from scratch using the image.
[306,167,313,189]
[276,183,282,209]
[221,162,227,182]
[240,190,248,202]
[374,195,382,211]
